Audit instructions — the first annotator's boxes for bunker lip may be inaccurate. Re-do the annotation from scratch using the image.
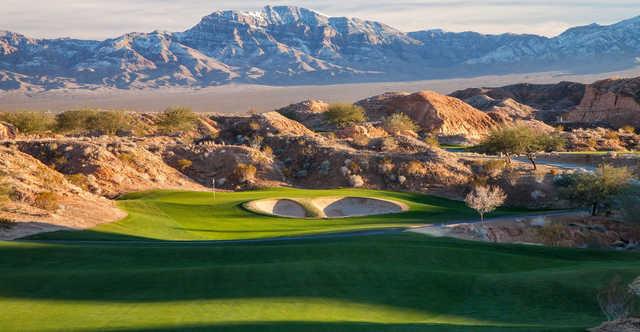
[243,196,409,219]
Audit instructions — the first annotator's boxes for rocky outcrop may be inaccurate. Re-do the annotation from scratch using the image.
[0,121,17,140]
[276,100,330,130]
[565,77,640,128]
[0,146,126,240]
[451,81,587,124]
[356,91,498,141]
[14,138,203,197]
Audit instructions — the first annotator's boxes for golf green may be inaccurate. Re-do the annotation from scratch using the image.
[28,188,532,241]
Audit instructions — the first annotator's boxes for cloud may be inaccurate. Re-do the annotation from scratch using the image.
[0,0,639,39]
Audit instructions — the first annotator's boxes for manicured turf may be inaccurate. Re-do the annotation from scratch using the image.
[6,189,635,331]
[29,188,532,241]
[2,234,639,331]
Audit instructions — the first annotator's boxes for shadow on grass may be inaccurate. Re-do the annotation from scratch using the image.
[92,321,584,332]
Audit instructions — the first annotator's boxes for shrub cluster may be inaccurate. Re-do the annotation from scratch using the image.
[0,112,55,133]
[33,191,60,211]
[382,113,418,134]
[157,107,198,133]
[324,103,366,128]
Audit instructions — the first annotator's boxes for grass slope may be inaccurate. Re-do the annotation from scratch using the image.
[29,188,532,241]
[1,234,639,331]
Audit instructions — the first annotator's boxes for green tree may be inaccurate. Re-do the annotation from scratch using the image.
[324,103,366,128]
[479,126,565,170]
[558,164,633,216]
[0,111,55,134]
[158,106,198,133]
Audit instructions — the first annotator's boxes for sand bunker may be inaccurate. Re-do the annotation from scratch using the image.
[244,196,408,219]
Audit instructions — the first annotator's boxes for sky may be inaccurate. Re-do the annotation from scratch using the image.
[2,1,640,40]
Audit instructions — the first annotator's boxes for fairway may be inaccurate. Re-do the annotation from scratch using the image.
[2,234,639,331]
[28,188,531,241]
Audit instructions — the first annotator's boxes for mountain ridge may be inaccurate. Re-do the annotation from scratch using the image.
[1,5,640,91]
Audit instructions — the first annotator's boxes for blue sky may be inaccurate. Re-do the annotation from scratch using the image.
[2,1,640,39]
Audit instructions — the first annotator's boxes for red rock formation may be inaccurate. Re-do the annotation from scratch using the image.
[357,91,498,140]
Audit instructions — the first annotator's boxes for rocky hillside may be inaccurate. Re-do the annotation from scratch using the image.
[1,6,640,90]
[564,77,640,128]
[451,77,640,129]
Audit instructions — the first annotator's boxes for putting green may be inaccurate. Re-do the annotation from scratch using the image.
[28,188,532,241]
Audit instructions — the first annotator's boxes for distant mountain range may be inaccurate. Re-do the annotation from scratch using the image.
[1,6,640,91]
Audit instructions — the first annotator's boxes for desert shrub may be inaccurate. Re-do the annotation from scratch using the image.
[537,222,565,246]
[615,184,640,223]
[65,173,90,190]
[382,113,418,134]
[324,103,366,128]
[380,137,398,151]
[158,106,198,133]
[86,111,132,135]
[0,111,55,133]
[621,125,636,134]
[249,136,264,149]
[33,191,59,211]
[483,159,507,177]
[234,163,257,183]
[262,146,274,158]
[54,109,99,133]
[117,152,137,166]
[423,135,440,148]
[597,275,637,321]
[378,158,395,174]
[248,120,261,132]
[176,159,193,171]
[348,174,365,188]
[351,133,370,147]
[604,130,620,141]
[404,161,427,176]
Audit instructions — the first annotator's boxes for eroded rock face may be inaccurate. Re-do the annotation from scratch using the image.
[0,146,126,240]
[356,90,498,141]
[0,121,18,140]
[15,138,203,197]
[565,77,640,128]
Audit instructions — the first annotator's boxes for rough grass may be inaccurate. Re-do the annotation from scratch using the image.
[1,234,639,331]
[28,188,533,241]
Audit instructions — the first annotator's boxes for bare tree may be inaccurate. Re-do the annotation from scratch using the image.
[465,185,507,221]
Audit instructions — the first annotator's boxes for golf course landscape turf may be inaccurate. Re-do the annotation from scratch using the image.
[28,188,532,241]
[1,188,638,331]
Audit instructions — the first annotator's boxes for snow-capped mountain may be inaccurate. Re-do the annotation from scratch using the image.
[1,6,639,91]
